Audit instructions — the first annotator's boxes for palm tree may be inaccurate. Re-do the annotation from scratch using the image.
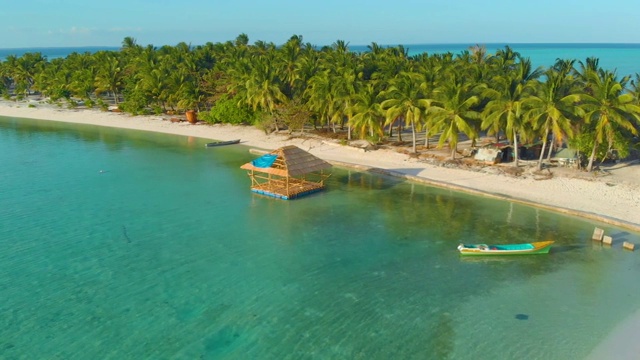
[413,54,448,148]
[331,40,350,55]
[0,61,10,96]
[349,82,385,139]
[94,52,124,104]
[381,71,431,153]
[241,53,287,130]
[304,70,334,130]
[330,58,360,139]
[33,58,71,101]
[277,35,304,99]
[482,57,543,166]
[490,45,520,71]
[578,70,640,172]
[430,73,480,159]
[628,73,640,106]
[293,44,320,102]
[524,66,579,170]
[121,36,138,51]
[60,52,97,102]
[5,52,46,98]
[235,33,249,47]
[574,57,601,95]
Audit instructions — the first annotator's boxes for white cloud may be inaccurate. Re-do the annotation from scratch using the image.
[59,26,93,35]
[108,27,143,33]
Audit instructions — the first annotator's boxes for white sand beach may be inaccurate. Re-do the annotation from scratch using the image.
[2,101,638,230]
[2,100,639,357]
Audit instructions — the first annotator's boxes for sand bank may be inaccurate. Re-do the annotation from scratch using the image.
[1,101,639,230]
[586,308,640,359]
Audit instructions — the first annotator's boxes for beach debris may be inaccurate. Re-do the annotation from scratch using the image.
[515,314,529,320]
[532,168,553,180]
[474,147,502,164]
[592,227,604,241]
[623,242,635,251]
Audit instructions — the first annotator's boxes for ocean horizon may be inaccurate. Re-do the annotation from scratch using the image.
[2,42,640,76]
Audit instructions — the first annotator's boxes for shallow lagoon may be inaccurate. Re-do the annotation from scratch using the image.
[1,117,639,359]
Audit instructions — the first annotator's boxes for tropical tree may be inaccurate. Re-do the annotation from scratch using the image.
[239,52,287,130]
[33,58,71,101]
[94,51,124,104]
[63,53,96,102]
[304,70,334,130]
[524,65,579,170]
[349,82,385,140]
[430,73,480,159]
[0,61,10,96]
[489,45,519,71]
[381,71,431,153]
[628,73,640,106]
[4,52,46,98]
[277,35,304,99]
[578,70,640,172]
[482,57,543,166]
[330,57,360,139]
[413,53,455,148]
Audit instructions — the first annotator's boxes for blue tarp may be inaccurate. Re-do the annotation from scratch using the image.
[251,154,277,168]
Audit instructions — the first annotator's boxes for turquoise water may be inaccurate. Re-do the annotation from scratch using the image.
[0,46,119,61]
[1,117,640,359]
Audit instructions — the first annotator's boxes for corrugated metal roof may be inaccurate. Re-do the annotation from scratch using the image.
[552,148,578,159]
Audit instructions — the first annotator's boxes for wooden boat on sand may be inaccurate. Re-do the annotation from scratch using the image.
[205,139,240,147]
[457,241,554,256]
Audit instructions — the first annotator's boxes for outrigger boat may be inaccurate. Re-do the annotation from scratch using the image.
[205,139,240,147]
[457,241,554,256]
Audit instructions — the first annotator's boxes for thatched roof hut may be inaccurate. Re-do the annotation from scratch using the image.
[240,145,332,199]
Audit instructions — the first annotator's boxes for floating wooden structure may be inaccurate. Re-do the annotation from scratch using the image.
[623,242,635,251]
[602,235,613,245]
[240,145,332,200]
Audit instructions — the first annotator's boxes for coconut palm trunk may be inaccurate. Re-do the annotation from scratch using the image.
[512,129,519,167]
[587,140,599,172]
[546,134,555,161]
[424,127,430,148]
[411,120,417,153]
[537,128,550,170]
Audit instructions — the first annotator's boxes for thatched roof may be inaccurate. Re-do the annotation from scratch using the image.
[240,145,332,177]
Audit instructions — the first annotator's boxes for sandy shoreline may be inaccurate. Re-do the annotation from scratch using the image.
[1,100,640,357]
[2,101,638,230]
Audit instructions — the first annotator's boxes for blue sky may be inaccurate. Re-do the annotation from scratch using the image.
[1,0,639,48]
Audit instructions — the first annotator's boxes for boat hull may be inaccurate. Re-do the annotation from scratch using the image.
[205,139,240,147]
[457,241,554,256]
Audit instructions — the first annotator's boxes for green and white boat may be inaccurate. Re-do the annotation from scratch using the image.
[457,241,554,256]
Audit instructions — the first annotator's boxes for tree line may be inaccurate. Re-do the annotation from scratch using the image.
[1,34,639,171]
